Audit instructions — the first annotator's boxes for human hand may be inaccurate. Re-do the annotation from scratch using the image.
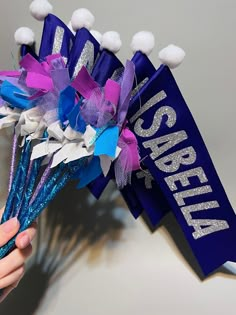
[0,207,37,302]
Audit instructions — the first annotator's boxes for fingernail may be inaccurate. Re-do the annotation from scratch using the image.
[2,218,18,233]
[19,234,30,248]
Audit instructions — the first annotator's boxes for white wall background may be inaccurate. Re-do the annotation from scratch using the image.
[1,1,236,314]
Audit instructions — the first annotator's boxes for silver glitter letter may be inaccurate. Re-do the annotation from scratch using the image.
[174,185,212,206]
[143,130,188,160]
[52,26,65,55]
[136,170,155,189]
[181,201,229,239]
[130,90,167,124]
[165,167,208,191]
[155,146,197,173]
[131,78,149,98]
[134,106,177,138]
[72,40,95,79]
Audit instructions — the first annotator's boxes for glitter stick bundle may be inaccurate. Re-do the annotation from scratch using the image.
[0,1,235,278]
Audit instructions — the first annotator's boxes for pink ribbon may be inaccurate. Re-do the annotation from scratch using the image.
[119,127,140,171]
[71,66,120,105]
[26,72,54,91]
[20,54,48,76]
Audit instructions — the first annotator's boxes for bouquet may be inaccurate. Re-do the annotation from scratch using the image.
[0,1,235,279]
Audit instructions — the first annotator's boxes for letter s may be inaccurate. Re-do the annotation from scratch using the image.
[134,106,177,138]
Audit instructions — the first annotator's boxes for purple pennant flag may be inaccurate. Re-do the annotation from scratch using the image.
[67,28,100,79]
[89,51,171,226]
[39,14,75,62]
[127,64,236,276]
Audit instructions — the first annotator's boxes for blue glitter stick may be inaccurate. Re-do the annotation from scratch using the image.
[18,157,43,223]
[1,140,31,223]
[0,160,83,259]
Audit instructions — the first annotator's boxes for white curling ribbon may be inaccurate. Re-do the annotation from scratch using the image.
[83,125,97,148]
[65,142,94,164]
[50,124,86,167]
[0,104,20,116]
[21,121,40,136]
[51,142,77,168]
[51,125,96,167]
[31,121,65,161]
[64,125,82,141]
[0,105,21,129]
[47,120,65,142]
[0,114,20,129]
[51,131,95,167]
[28,119,47,140]
[31,122,93,167]
[99,146,122,177]
[100,155,112,177]
[15,107,45,138]
[31,141,63,160]
[51,141,94,167]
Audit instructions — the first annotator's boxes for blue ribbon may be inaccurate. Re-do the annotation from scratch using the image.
[128,64,236,275]
[58,86,76,124]
[0,81,32,110]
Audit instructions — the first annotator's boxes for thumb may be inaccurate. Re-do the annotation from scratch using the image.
[0,218,20,247]
[0,208,4,221]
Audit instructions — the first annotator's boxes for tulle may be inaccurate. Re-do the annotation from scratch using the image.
[80,87,116,128]
[114,127,140,188]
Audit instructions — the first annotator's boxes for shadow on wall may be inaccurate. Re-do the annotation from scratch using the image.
[0,177,235,314]
[144,211,236,281]
[0,181,127,315]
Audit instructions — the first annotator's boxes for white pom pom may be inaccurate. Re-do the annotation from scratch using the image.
[71,8,95,31]
[67,21,76,35]
[14,27,35,45]
[158,44,186,69]
[130,31,155,56]
[90,30,102,45]
[29,0,53,21]
[101,31,122,53]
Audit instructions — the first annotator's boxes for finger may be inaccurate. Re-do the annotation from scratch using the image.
[0,218,20,247]
[0,208,4,221]
[0,278,21,303]
[0,265,24,290]
[15,221,38,250]
[0,245,32,279]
